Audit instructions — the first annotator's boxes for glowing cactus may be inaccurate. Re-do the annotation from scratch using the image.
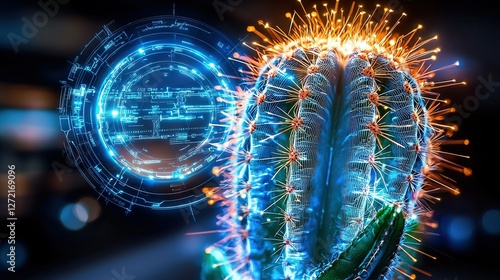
[202,2,470,279]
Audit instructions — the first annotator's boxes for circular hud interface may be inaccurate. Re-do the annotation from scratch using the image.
[59,16,239,211]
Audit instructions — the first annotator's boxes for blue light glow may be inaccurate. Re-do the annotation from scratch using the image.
[482,209,500,235]
[60,204,86,231]
[0,109,59,147]
[96,43,233,181]
[59,16,241,211]
[447,216,475,250]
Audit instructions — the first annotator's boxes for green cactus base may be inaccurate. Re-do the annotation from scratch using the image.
[318,204,405,279]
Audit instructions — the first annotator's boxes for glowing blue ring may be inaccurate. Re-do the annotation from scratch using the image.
[96,43,229,181]
[59,16,239,211]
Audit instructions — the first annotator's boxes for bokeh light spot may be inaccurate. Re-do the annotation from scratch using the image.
[74,202,89,223]
[78,197,102,222]
[447,216,475,250]
[60,203,86,231]
[482,209,500,235]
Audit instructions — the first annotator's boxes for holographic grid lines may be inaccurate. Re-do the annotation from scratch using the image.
[59,16,240,211]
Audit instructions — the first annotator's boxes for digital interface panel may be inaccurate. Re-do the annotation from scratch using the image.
[59,16,239,211]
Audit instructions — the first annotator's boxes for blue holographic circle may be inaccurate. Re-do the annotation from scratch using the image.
[59,16,239,211]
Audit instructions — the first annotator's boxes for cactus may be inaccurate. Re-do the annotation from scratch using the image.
[201,2,470,279]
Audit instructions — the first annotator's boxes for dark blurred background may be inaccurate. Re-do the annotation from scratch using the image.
[0,0,499,279]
